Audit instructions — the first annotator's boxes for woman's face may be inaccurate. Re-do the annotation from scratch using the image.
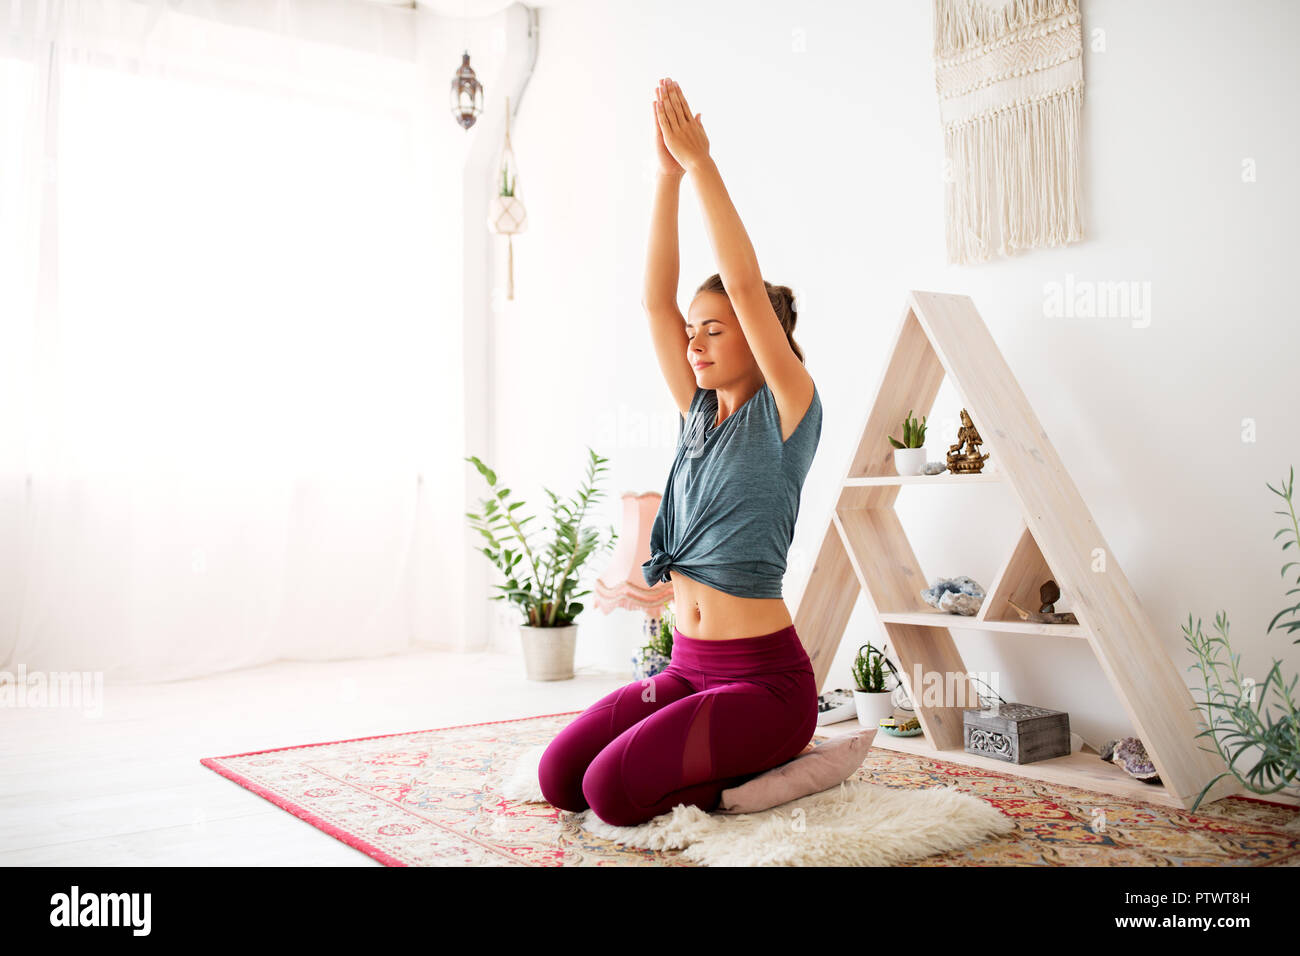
[684,291,756,385]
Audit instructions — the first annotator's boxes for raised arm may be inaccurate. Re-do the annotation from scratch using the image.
[643,80,697,421]
[656,79,814,429]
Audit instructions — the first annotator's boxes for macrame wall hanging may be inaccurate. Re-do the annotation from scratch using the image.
[934,0,1085,264]
[487,95,528,300]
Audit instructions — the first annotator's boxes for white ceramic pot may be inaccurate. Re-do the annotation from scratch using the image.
[519,623,577,681]
[853,689,895,729]
[893,446,927,476]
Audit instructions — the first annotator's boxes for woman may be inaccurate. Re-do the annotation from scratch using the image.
[538,77,823,828]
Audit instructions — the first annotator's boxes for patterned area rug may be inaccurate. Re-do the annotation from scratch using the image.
[200,711,1300,866]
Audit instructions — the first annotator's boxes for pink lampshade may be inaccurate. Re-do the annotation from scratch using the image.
[593,491,674,615]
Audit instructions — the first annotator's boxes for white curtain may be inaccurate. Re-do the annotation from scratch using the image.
[1,0,467,681]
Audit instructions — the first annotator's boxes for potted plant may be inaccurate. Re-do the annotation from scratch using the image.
[888,409,927,476]
[464,448,618,681]
[851,641,896,728]
[633,602,675,680]
[1183,465,1300,817]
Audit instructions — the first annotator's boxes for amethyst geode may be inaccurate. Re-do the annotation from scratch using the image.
[1100,736,1161,783]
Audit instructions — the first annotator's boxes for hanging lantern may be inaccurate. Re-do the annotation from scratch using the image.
[450,51,484,130]
[487,94,528,300]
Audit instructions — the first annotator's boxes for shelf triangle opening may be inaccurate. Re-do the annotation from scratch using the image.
[979,519,1071,625]
[845,306,946,481]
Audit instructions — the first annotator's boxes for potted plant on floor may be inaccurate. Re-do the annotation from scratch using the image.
[852,641,896,728]
[889,409,927,476]
[465,448,618,681]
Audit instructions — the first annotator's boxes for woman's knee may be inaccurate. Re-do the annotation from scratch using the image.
[536,687,637,812]
[539,673,692,818]
[580,751,653,828]
[538,731,591,812]
[578,703,693,827]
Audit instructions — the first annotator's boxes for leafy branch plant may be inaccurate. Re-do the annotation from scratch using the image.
[464,448,617,628]
[888,409,927,449]
[1183,465,1300,813]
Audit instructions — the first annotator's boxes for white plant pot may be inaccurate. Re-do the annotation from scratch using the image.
[893,446,927,476]
[853,689,895,729]
[519,623,577,681]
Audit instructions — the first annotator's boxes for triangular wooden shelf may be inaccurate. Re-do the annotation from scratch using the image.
[794,291,1238,811]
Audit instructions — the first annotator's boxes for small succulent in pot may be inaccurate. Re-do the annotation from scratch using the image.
[889,409,928,476]
[888,409,927,450]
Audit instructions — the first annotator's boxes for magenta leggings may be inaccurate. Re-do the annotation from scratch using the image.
[538,624,819,827]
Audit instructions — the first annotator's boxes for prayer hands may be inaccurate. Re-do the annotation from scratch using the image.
[652,78,684,176]
[654,77,710,172]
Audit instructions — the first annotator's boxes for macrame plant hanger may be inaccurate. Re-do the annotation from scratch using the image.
[487,95,528,300]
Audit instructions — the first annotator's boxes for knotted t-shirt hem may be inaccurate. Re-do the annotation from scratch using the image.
[641,553,783,599]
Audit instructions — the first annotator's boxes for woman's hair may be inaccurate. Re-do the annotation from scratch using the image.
[694,274,805,365]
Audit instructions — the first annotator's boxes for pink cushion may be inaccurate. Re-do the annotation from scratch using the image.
[716,729,877,814]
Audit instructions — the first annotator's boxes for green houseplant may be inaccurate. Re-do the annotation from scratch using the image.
[889,409,928,476]
[464,448,618,681]
[851,641,896,729]
[1183,466,1300,817]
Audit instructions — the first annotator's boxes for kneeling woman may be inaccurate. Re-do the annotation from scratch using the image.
[539,77,823,827]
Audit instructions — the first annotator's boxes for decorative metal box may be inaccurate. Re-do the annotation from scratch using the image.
[962,703,1070,764]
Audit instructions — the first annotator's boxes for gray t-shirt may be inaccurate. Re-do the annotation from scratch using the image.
[642,380,822,598]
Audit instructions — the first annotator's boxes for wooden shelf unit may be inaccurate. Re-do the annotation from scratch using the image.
[793,291,1238,812]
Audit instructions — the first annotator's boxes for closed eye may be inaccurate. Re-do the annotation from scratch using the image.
[686,332,720,341]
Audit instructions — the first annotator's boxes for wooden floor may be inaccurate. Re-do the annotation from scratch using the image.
[7,650,1293,866]
[0,649,631,866]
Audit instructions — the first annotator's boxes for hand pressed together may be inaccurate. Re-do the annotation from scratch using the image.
[653,77,710,172]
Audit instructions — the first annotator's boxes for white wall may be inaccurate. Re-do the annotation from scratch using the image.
[484,0,1300,749]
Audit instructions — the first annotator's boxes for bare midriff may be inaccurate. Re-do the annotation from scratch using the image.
[670,569,794,640]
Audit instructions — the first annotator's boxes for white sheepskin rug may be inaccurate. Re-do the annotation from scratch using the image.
[501,743,1017,867]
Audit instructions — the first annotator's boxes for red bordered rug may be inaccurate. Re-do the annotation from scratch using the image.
[200,711,1300,866]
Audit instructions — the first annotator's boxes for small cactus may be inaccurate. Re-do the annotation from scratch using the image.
[888,409,927,449]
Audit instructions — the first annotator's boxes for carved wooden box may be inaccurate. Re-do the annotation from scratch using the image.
[962,703,1070,764]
